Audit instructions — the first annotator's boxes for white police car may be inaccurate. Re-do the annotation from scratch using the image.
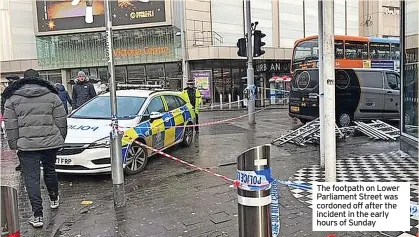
[56,88,196,174]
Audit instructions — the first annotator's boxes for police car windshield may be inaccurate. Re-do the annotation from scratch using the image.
[71,96,146,119]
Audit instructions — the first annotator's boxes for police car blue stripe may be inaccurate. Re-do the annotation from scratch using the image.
[162,112,175,128]
[134,121,151,136]
[181,106,192,121]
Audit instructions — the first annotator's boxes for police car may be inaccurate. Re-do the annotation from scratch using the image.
[56,86,196,174]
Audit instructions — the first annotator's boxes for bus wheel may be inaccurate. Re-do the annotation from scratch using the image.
[337,111,352,127]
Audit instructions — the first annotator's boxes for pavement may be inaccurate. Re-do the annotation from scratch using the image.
[1,107,413,237]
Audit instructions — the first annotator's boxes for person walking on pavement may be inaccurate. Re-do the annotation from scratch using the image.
[2,69,67,228]
[1,74,23,171]
[72,71,96,109]
[182,80,202,134]
[55,83,72,114]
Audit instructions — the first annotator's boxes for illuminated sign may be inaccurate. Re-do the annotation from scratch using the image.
[36,0,167,34]
[113,47,170,56]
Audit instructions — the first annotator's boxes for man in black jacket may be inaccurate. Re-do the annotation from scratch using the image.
[3,69,67,228]
[72,71,96,109]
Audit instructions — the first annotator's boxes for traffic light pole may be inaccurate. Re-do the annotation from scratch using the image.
[245,0,256,125]
[104,0,125,207]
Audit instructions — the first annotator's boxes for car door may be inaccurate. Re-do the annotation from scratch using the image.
[383,72,400,119]
[162,95,184,146]
[145,96,166,150]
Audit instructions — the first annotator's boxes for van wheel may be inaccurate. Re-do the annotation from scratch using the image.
[124,141,148,175]
[337,111,352,127]
[299,119,309,124]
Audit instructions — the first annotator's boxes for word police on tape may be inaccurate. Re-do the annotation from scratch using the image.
[237,170,270,191]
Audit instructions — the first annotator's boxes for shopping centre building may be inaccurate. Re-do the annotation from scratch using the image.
[1,0,361,101]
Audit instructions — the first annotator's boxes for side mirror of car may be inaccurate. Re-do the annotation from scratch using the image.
[150,111,163,120]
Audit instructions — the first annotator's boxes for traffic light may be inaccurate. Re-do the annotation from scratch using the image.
[253,30,266,57]
[237,38,247,57]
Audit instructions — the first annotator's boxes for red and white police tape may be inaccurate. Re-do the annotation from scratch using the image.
[116,106,269,130]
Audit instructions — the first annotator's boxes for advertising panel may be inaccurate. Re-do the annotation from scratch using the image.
[111,0,166,26]
[36,0,105,32]
[191,70,212,100]
[36,0,169,34]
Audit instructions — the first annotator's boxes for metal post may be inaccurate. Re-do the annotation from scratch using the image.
[220,94,223,109]
[1,186,19,237]
[322,0,336,182]
[104,0,125,207]
[229,94,232,109]
[318,0,325,168]
[237,95,241,108]
[246,0,256,124]
[180,0,189,88]
[237,145,272,237]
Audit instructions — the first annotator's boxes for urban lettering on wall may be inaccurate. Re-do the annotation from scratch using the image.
[256,61,291,73]
[113,47,170,56]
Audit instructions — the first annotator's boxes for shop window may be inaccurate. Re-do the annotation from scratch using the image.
[146,64,165,80]
[98,67,109,83]
[345,41,368,59]
[165,62,182,79]
[402,1,418,138]
[127,65,146,84]
[115,66,127,83]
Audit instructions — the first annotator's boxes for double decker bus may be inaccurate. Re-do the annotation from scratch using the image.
[291,35,400,73]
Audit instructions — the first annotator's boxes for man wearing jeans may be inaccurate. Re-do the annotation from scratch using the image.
[3,69,67,228]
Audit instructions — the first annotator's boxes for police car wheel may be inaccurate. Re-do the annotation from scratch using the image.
[124,142,148,175]
[180,126,193,147]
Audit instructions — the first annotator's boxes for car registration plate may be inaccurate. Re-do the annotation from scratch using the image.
[290,106,300,112]
[56,158,74,165]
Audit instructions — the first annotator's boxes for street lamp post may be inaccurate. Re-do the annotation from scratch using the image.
[180,0,189,88]
[104,0,125,207]
[82,0,125,207]
[245,0,256,125]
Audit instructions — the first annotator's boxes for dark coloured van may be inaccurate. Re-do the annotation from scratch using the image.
[289,68,400,127]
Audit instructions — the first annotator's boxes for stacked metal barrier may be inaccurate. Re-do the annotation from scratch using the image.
[272,119,399,147]
[354,120,400,141]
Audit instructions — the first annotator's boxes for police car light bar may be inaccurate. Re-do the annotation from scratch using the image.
[116,84,164,90]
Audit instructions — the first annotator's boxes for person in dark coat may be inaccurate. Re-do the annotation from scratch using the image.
[55,83,72,114]
[3,69,67,228]
[72,71,96,109]
[1,74,21,115]
[1,74,22,171]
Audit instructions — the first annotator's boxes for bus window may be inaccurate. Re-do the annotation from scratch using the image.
[293,40,318,62]
[335,40,344,59]
[390,43,400,60]
[370,42,390,59]
[345,41,368,59]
